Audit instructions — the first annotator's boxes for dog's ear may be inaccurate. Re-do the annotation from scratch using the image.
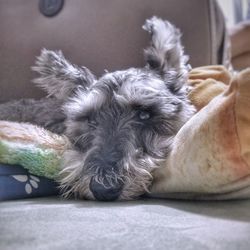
[32,49,96,100]
[143,17,190,92]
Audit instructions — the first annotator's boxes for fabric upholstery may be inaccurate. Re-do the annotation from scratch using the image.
[0,197,250,250]
[0,0,226,102]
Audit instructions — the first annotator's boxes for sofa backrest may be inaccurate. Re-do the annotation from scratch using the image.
[0,0,227,102]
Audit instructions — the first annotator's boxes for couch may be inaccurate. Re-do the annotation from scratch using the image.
[1,1,250,249]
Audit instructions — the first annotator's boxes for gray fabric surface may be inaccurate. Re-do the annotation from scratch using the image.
[0,198,250,250]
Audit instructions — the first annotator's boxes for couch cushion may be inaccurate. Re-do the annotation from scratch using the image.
[0,197,250,250]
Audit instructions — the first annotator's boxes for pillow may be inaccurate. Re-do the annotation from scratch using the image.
[0,164,59,201]
[0,121,70,200]
[150,66,250,199]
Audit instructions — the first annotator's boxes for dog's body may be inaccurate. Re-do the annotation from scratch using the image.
[0,17,195,201]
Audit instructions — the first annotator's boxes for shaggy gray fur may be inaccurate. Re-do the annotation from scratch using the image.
[0,17,195,201]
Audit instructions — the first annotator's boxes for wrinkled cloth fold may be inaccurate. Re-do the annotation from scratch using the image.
[151,66,250,199]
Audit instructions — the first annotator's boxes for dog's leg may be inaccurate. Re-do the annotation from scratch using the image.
[32,49,96,100]
[0,98,66,134]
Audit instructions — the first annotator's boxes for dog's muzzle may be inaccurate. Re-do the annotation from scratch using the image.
[89,178,123,201]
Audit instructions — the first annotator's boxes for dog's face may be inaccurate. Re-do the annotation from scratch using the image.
[33,17,195,200]
[62,68,193,200]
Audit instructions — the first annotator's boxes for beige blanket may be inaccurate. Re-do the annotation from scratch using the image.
[150,66,250,199]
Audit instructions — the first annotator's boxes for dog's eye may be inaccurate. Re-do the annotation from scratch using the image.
[74,114,98,127]
[88,117,98,127]
[138,111,151,120]
[74,115,88,122]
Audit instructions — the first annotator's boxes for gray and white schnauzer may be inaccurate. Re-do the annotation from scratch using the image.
[0,17,194,201]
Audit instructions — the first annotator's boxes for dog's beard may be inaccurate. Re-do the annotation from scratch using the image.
[58,143,169,200]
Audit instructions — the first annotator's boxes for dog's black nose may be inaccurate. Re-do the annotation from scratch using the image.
[89,178,123,201]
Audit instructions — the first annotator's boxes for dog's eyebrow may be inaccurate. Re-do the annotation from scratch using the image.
[130,101,157,110]
[65,88,106,119]
[71,109,92,121]
[118,80,165,106]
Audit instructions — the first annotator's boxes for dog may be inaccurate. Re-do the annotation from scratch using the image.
[0,17,195,201]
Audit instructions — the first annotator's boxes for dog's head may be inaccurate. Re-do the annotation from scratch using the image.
[33,17,194,201]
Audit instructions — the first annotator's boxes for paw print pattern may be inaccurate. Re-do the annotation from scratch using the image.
[12,175,40,194]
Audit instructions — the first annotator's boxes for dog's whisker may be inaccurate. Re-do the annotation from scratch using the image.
[72,133,85,146]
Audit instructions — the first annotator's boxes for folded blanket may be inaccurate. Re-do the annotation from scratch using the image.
[150,66,250,199]
[187,65,231,110]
